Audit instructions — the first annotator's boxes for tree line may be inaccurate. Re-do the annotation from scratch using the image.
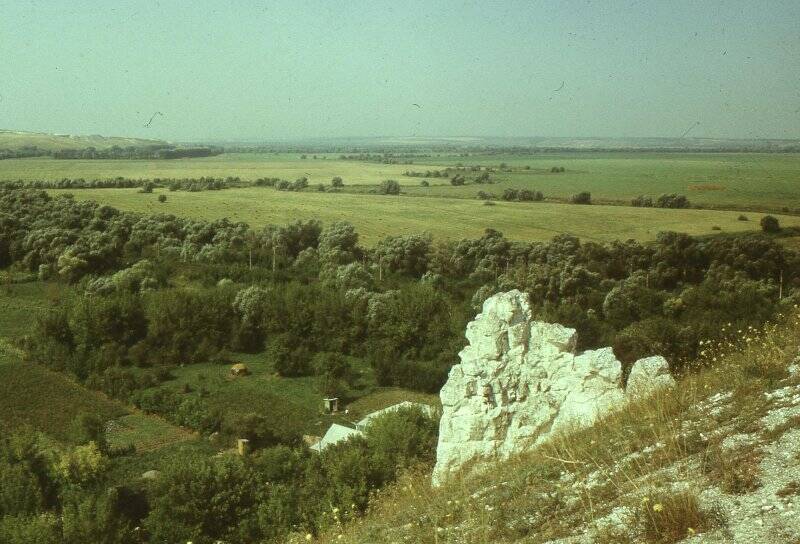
[51,145,222,160]
[3,188,798,390]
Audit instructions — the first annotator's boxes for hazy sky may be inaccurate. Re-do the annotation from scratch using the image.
[1,0,798,141]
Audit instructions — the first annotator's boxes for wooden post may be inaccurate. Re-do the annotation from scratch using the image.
[237,438,250,456]
[779,270,783,300]
[272,245,277,275]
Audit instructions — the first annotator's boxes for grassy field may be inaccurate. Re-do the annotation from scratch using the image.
[0,281,57,339]
[0,361,126,441]
[140,347,442,441]
[49,186,800,245]
[404,152,800,210]
[4,151,800,211]
[0,153,426,185]
[156,353,338,437]
[107,413,195,452]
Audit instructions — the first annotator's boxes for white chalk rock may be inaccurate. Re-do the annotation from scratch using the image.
[432,290,669,486]
[625,356,676,399]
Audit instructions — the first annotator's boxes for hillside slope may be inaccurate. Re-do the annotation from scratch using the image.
[315,311,800,544]
[0,129,166,151]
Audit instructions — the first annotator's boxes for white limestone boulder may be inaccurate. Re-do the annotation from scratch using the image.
[432,289,672,486]
[625,355,676,399]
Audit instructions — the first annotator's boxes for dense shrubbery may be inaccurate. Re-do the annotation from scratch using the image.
[760,215,780,232]
[632,193,691,208]
[570,191,592,204]
[0,406,437,543]
[378,179,401,195]
[4,187,799,393]
[501,188,544,202]
[656,193,690,208]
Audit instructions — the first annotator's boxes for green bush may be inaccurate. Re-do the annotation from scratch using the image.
[570,191,592,204]
[379,179,401,195]
[760,215,780,232]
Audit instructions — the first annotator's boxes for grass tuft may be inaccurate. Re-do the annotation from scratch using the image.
[638,490,724,543]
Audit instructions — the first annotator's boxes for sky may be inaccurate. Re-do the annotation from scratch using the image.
[1,0,799,141]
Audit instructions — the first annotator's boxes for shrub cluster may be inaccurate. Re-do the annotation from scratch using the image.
[501,188,544,202]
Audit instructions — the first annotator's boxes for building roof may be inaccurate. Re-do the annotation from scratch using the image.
[355,401,436,431]
[309,423,363,452]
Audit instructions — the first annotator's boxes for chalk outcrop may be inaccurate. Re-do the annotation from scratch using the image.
[432,290,673,486]
[625,355,676,399]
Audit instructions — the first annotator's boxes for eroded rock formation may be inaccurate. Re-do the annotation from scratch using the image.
[432,290,675,486]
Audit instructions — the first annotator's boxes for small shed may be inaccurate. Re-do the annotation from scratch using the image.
[323,397,339,413]
[310,424,364,453]
[230,363,250,376]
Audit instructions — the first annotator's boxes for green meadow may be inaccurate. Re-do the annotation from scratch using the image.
[2,151,799,211]
[50,186,800,245]
[404,152,800,210]
[0,153,417,185]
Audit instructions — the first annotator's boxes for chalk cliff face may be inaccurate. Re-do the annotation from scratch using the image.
[432,290,674,486]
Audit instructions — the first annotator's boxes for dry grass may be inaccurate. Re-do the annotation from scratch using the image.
[702,443,763,494]
[638,490,724,543]
[776,480,800,499]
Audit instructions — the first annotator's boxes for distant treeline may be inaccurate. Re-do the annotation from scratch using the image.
[1,176,241,192]
[5,142,799,161]
[0,144,222,160]
[52,145,223,160]
[0,145,49,160]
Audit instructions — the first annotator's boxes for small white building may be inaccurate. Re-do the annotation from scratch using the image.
[309,423,364,453]
[355,401,436,432]
[310,402,439,453]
